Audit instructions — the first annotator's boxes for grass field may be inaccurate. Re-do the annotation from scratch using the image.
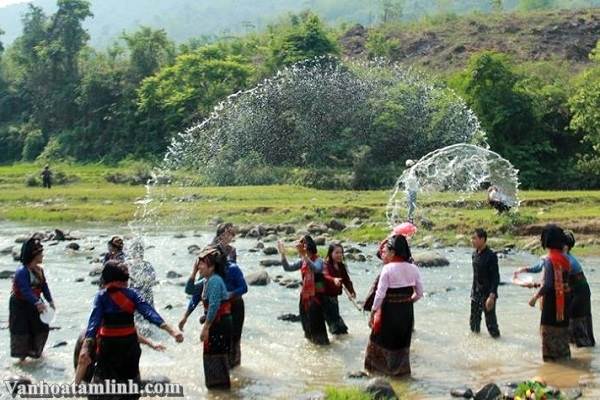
[1,163,600,255]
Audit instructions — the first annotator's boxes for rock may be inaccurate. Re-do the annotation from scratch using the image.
[450,387,474,398]
[0,270,15,279]
[326,219,346,231]
[75,277,85,283]
[66,242,80,251]
[52,341,68,348]
[363,378,398,400]
[315,236,327,246]
[263,234,278,243]
[15,235,29,244]
[248,248,259,253]
[347,371,369,379]
[413,252,450,267]
[286,282,300,289]
[173,233,186,239]
[247,225,267,238]
[187,244,201,254]
[91,279,101,285]
[141,375,171,388]
[53,229,66,241]
[474,383,501,400]
[280,225,296,234]
[355,254,367,262]
[565,388,583,399]
[307,223,328,235]
[164,304,173,310]
[277,313,301,322]
[246,271,270,286]
[89,267,102,277]
[1,245,14,255]
[5,376,32,395]
[263,246,278,256]
[260,259,282,267]
[12,248,21,261]
[346,247,362,254]
[255,241,265,249]
[166,271,182,279]
[419,217,434,230]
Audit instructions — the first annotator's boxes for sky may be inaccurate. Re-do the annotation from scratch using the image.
[0,0,28,7]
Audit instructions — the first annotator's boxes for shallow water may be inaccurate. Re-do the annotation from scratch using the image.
[0,222,599,399]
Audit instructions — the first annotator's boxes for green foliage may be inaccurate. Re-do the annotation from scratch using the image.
[569,41,600,179]
[21,127,46,161]
[269,13,338,68]
[121,26,175,81]
[324,386,374,400]
[514,380,565,399]
[518,0,556,11]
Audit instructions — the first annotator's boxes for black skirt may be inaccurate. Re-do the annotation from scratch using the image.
[568,278,595,347]
[365,287,414,376]
[203,315,232,389]
[9,296,49,359]
[299,296,329,345]
[540,291,571,361]
[229,297,245,368]
[91,334,142,400]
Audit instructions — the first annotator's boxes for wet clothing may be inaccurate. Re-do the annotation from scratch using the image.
[538,251,572,361]
[9,265,53,358]
[365,261,423,377]
[323,261,355,335]
[84,285,165,399]
[283,256,329,345]
[527,254,594,347]
[202,274,232,389]
[102,251,126,265]
[470,246,500,337]
[186,262,247,368]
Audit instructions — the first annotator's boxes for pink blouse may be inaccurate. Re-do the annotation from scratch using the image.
[372,261,423,311]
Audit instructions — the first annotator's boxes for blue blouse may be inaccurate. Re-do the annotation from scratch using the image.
[12,265,53,305]
[85,287,164,338]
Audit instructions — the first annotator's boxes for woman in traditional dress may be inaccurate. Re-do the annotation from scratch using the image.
[179,248,247,368]
[515,231,594,348]
[194,245,233,389]
[103,236,126,265]
[528,224,572,361]
[78,262,183,399]
[9,237,55,361]
[211,223,237,262]
[322,243,354,335]
[365,235,423,377]
[277,236,332,345]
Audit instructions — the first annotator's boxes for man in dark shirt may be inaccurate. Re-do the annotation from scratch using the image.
[41,165,52,189]
[470,228,500,338]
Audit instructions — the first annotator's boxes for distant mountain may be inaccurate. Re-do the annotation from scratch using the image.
[1,0,598,48]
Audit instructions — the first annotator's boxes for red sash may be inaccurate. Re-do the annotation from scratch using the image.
[203,300,231,322]
[548,249,571,322]
[300,255,319,310]
[98,284,136,337]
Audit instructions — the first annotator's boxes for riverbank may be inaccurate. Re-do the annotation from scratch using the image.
[1,164,600,255]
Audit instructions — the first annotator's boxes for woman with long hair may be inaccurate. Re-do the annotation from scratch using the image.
[322,243,354,335]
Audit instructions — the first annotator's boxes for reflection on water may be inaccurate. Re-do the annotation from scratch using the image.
[0,223,598,399]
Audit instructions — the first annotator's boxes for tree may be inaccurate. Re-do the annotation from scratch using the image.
[452,52,555,187]
[518,0,555,11]
[569,41,600,177]
[136,44,253,155]
[121,26,175,82]
[269,13,338,69]
[380,0,404,23]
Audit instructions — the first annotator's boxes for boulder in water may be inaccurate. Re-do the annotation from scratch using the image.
[413,252,450,267]
[75,277,85,283]
[5,376,32,395]
[450,387,474,398]
[326,219,346,231]
[277,313,301,322]
[187,244,201,254]
[246,271,270,286]
[173,233,186,239]
[166,271,183,279]
[89,267,103,277]
[286,281,300,289]
[1,245,14,255]
[52,341,68,348]
[363,378,398,400]
[347,371,369,379]
[315,236,327,246]
[53,229,66,241]
[264,234,278,242]
[66,242,80,251]
[263,246,278,256]
[307,223,328,235]
[0,270,15,279]
[255,241,265,249]
[474,383,501,400]
[260,259,282,267]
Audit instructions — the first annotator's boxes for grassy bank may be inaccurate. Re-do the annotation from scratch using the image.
[1,164,600,255]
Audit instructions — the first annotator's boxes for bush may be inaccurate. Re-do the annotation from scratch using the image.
[25,174,40,187]
[21,128,46,161]
[104,160,154,185]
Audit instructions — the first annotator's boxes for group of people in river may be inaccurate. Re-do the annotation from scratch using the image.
[6,218,595,397]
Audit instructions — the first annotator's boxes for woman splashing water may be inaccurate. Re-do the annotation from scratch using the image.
[277,236,331,345]
[364,234,423,377]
